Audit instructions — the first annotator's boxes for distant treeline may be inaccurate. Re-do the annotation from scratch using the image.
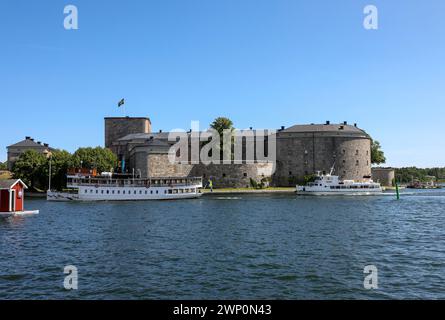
[395,167,445,183]
[0,161,7,170]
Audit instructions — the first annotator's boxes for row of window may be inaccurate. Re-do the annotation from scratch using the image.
[299,149,369,156]
[83,188,196,195]
[330,185,379,189]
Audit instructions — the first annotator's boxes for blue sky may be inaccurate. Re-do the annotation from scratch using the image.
[1,0,444,167]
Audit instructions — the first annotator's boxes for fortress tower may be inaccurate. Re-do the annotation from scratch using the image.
[104,117,151,154]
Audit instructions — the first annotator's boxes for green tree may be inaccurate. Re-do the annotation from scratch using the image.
[210,117,234,136]
[12,150,47,189]
[209,117,234,160]
[72,147,117,172]
[0,161,7,170]
[371,140,386,165]
[47,150,73,190]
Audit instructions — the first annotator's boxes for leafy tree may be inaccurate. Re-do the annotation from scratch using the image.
[47,150,73,190]
[210,117,234,136]
[0,161,7,170]
[209,117,234,160]
[371,140,386,165]
[72,147,117,172]
[12,150,47,189]
[395,167,445,184]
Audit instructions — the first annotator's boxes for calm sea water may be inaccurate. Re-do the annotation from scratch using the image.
[1,190,444,299]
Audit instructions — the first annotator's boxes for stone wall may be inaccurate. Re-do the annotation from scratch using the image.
[189,163,275,188]
[274,132,371,186]
[105,117,151,152]
[108,118,374,187]
[147,154,194,177]
[371,168,395,187]
[129,146,274,187]
[7,145,51,171]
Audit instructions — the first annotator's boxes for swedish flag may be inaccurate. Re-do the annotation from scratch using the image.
[118,98,125,107]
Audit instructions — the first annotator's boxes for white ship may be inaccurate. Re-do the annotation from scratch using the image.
[47,171,203,201]
[296,165,382,196]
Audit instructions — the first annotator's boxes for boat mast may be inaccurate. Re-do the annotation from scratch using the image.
[48,155,52,191]
[329,160,336,176]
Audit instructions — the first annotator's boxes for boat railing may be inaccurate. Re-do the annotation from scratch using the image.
[67,176,203,188]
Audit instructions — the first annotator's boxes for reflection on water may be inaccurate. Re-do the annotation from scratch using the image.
[0,189,444,299]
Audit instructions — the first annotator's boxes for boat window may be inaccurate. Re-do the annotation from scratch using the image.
[156,190,158,194]
[150,190,153,194]
[85,190,88,193]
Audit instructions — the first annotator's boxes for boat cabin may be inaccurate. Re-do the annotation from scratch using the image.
[0,179,28,213]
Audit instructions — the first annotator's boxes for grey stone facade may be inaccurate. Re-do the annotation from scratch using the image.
[275,124,372,186]
[7,137,53,171]
[371,167,395,187]
[105,117,372,187]
[105,117,152,154]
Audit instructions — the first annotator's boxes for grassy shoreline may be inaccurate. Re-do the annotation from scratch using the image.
[200,187,295,194]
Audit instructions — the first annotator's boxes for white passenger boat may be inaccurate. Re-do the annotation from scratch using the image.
[296,167,382,196]
[47,172,203,201]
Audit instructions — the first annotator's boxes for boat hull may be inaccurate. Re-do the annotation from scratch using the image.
[47,189,202,201]
[296,185,383,196]
[296,190,383,196]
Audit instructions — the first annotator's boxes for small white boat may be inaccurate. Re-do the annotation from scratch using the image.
[296,166,382,196]
[47,172,203,201]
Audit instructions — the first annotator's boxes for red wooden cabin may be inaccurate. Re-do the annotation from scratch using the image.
[0,179,28,213]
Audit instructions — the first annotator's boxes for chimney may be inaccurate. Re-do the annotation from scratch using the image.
[281,126,285,130]
[30,138,34,141]
[159,130,162,133]
[354,123,357,127]
[249,127,253,130]
[343,121,347,125]
[44,143,49,147]
[326,121,330,125]
[25,136,31,140]
[37,141,41,145]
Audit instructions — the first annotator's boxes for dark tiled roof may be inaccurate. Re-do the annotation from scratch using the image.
[282,124,367,134]
[8,139,49,148]
[118,132,171,141]
[0,179,26,190]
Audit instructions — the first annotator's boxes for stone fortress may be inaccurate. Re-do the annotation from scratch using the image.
[105,117,372,187]
[6,137,54,171]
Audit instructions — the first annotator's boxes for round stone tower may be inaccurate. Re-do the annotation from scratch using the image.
[274,122,372,186]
